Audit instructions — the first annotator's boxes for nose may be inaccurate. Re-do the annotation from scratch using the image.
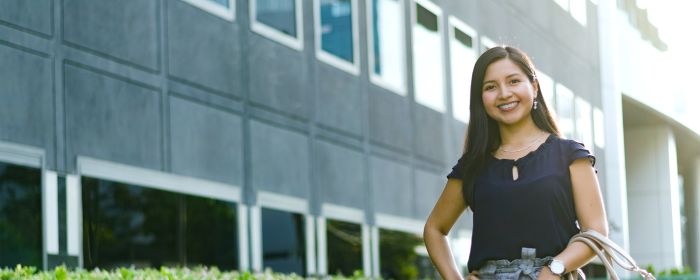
[497,83,513,99]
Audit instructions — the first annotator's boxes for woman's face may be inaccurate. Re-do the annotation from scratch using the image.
[481,58,538,127]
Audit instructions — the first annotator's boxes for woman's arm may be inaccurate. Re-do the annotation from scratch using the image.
[538,158,609,279]
[424,178,468,280]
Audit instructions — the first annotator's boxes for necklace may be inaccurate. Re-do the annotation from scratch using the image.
[498,133,549,154]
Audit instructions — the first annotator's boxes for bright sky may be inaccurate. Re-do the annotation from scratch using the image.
[636,0,700,133]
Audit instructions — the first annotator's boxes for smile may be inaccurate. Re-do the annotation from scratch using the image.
[497,101,519,111]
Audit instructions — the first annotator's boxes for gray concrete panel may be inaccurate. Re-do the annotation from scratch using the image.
[248,35,309,120]
[63,0,158,70]
[167,0,241,97]
[315,63,363,136]
[169,96,243,185]
[371,155,412,216]
[0,0,52,36]
[414,168,443,220]
[64,64,162,170]
[414,105,446,164]
[368,89,411,152]
[249,119,310,198]
[315,140,366,208]
[0,44,53,148]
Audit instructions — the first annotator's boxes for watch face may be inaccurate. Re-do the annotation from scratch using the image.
[550,260,565,274]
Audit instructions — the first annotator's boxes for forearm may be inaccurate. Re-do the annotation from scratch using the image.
[424,227,463,280]
[552,241,596,274]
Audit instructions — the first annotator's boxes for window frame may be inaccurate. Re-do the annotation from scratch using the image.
[366,0,408,95]
[314,0,361,75]
[447,15,477,124]
[181,0,236,22]
[317,203,370,277]
[0,141,46,269]
[251,191,316,275]
[250,0,305,50]
[75,156,247,270]
[411,0,446,113]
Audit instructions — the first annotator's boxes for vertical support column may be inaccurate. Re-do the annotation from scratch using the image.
[625,126,683,270]
[685,157,700,272]
[597,0,631,258]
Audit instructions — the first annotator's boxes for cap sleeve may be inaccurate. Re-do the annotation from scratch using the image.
[567,140,596,167]
[447,154,467,180]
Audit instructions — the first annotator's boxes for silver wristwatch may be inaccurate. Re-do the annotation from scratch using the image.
[547,259,566,276]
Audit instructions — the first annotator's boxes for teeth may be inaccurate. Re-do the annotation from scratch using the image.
[498,102,518,110]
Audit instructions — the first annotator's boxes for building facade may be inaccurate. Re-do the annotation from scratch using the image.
[0,0,697,278]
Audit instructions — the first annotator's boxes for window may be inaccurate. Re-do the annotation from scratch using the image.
[378,228,433,279]
[554,0,569,10]
[555,83,575,139]
[412,0,445,112]
[593,107,605,148]
[480,36,496,53]
[0,162,42,268]
[535,70,555,108]
[252,191,314,275]
[261,208,307,275]
[575,97,593,148]
[315,0,360,75]
[318,204,369,277]
[448,16,477,123]
[251,0,304,50]
[182,0,235,21]
[367,0,407,95]
[81,177,239,270]
[569,0,587,26]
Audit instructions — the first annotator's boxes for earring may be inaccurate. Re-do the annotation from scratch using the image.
[533,100,539,110]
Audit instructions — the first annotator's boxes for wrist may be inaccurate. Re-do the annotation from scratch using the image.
[546,258,566,276]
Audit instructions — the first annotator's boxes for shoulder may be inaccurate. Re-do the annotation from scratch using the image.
[550,135,596,166]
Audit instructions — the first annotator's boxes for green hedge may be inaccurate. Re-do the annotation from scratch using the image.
[0,265,373,280]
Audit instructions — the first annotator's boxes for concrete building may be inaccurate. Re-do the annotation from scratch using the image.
[0,0,697,278]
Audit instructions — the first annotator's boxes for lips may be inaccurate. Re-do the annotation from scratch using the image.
[497,101,519,111]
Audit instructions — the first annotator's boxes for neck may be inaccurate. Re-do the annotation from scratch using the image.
[498,117,545,146]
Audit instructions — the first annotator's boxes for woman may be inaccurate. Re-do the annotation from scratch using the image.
[423,46,608,280]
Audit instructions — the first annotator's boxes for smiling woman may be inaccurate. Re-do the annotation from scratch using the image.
[423,46,609,280]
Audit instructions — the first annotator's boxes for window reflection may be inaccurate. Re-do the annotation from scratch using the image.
[82,177,238,270]
[0,163,42,268]
[413,2,445,112]
[450,23,476,123]
[379,228,426,280]
[255,0,297,37]
[326,219,362,276]
[370,0,405,93]
[320,0,355,62]
[262,208,306,276]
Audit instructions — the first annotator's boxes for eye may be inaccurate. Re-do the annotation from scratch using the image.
[483,84,495,91]
[510,79,521,85]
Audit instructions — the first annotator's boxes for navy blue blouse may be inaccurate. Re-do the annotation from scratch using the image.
[447,134,596,272]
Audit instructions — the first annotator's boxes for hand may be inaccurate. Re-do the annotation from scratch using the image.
[466,271,480,280]
[536,267,561,280]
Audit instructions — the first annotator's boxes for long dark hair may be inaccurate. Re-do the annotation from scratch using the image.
[460,46,560,204]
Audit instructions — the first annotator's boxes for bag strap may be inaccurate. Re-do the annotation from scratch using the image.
[568,230,656,280]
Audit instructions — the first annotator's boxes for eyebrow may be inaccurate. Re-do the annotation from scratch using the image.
[483,73,523,85]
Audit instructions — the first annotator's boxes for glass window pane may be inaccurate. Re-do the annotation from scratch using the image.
[326,219,362,276]
[569,0,587,26]
[371,0,405,92]
[211,0,230,8]
[0,163,42,268]
[256,0,297,37]
[185,195,238,270]
[450,26,476,123]
[413,3,445,112]
[262,208,306,276]
[320,0,354,62]
[575,97,593,148]
[82,177,238,270]
[379,228,426,280]
[535,70,555,107]
[593,107,605,148]
[555,84,575,139]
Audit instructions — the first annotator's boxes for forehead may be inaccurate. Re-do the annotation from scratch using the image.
[483,58,526,81]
